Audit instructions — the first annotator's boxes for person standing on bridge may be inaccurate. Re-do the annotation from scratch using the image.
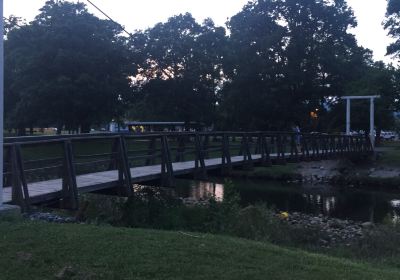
[292,124,301,151]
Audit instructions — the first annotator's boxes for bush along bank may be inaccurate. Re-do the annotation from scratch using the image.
[54,184,385,247]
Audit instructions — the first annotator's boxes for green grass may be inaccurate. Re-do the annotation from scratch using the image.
[1,221,398,279]
[376,141,400,166]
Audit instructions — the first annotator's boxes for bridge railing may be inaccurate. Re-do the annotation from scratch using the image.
[3,131,372,211]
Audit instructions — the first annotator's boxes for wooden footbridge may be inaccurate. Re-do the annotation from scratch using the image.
[2,132,371,211]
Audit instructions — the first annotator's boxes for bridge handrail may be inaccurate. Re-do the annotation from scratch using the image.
[2,131,372,211]
[4,131,365,145]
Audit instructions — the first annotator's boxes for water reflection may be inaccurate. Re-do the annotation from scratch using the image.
[172,178,400,223]
[174,181,224,201]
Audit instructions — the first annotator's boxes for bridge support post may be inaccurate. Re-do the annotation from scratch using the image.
[331,136,337,158]
[221,134,232,175]
[161,136,174,187]
[61,140,78,210]
[145,138,156,166]
[290,134,299,162]
[175,135,186,162]
[255,135,261,155]
[341,136,346,156]
[314,135,321,160]
[260,134,272,166]
[327,136,334,158]
[10,144,30,212]
[194,134,207,179]
[203,135,210,159]
[321,136,327,159]
[238,136,244,156]
[276,135,286,165]
[242,134,253,170]
[349,137,355,154]
[301,135,310,162]
[366,134,373,153]
[117,136,133,197]
[326,136,331,158]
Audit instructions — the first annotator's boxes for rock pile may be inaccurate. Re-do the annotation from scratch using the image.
[285,212,371,247]
[24,212,76,223]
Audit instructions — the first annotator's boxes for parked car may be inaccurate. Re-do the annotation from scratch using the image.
[380,131,397,140]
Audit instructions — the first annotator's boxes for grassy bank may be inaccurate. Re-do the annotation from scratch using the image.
[376,141,400,166]
[0,220,399,280]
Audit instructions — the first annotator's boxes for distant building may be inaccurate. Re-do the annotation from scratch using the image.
[109,121,206,133]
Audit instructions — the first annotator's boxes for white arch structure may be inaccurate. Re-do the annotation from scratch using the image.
[341,95,380,149]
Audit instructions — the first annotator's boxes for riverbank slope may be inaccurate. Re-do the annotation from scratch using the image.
[0,220,399,279]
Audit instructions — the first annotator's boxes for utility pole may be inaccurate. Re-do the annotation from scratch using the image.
[346,98,351,135]
[370,97,375,148]
[0,0,3,207]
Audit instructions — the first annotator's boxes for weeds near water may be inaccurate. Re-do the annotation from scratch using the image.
[78,181,322,246]
[76,182,400,266]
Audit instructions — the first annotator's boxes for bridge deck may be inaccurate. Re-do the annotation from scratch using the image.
[3,154,265,204]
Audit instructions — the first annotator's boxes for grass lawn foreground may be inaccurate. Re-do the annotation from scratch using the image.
[0,221,399,279]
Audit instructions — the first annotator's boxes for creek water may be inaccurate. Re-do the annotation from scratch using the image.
[168,177,400,223]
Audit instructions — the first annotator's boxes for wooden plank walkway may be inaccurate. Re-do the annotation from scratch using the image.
[2,154,263,204]
[3,131,371,209]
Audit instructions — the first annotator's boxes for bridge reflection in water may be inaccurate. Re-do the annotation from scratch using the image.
[175,180,224,201]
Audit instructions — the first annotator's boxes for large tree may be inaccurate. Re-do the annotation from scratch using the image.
[220,0,367,131]
[128,14,227,126]
[385,0,400,59]
[5,0,132,134]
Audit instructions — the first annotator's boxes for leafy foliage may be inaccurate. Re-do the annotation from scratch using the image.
[4,0,400,133]
[5,0,132,133]
[128,14,226,125]
[385,0,400,58]
[220,0,367,131]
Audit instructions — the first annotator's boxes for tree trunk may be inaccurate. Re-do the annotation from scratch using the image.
[81,123,91,134]
[17,127,26,136]
[376,129,381,147]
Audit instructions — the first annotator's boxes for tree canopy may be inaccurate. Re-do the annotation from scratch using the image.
[385,0,400,59]
[127,14,227,126]
[220,0,367,131]
[4,0,400,135]
[5,0,131,133]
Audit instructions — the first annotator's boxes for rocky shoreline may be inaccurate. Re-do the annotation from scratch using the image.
[283,212,373,248]
[24,212,76,223]
[296,160,400,190]
[24,208,375,249]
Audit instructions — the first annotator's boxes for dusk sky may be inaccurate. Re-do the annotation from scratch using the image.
[4,0,396,64]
